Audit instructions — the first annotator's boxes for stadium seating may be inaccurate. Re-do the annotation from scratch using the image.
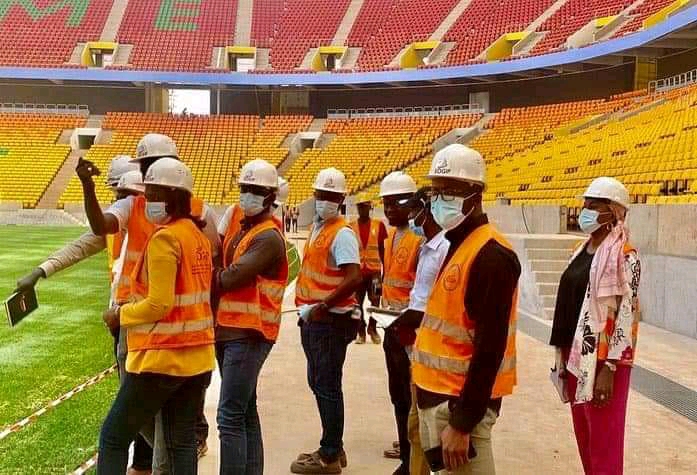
[0,114,84,207]
[348,0,460,70]
[442,0,555,65]
[58,113,313,206]
[284,114,481,204]
[613,0,676,38]
[0,0,113,67]
[113,0,237,72]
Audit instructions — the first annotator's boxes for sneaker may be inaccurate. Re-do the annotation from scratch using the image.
[297,449,347,468]
[197,440,208,459]
[355,334,366,345]
[369,331,382,345]
[291,451,342,474]
[383,447,401,459]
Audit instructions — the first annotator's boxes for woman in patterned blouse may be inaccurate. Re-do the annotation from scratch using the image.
[550,177,640,475]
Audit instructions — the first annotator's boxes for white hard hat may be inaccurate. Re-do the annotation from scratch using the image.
[116,170,145,193]
[238,159,278,189]
[582,177,630,209]
[313,168,347,194]
[144,157,193,193]
[275,177,289,206]
[133,133,179,162]
[428,144,486,189]
[380,171,417,197]
[106,155,138,186]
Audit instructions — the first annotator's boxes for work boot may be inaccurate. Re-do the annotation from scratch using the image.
[355,334,366,344]
[197,440,208,459]
[297,449,347,468]
[369,330,382,345]
[291,451,342,474]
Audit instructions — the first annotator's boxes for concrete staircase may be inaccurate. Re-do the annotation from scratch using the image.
[112,44,133,66]
[234,0,254,45]
[523,236,583,318]
[300,48,318,70]
[100,0,129,42]
[427,42,455,65]
[256,48,271,70]
[429,0,475,41]
[308,118,326,132]
[37,150,85,209]
[516,0,572,54]
[333,0,366,45]
[340,47,361,69]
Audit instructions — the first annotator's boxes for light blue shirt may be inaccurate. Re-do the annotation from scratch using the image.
[408,231,450,312]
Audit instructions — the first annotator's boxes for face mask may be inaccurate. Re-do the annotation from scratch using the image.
[409,219,425,237]
[431,193,476,231]
[240,192,267,217]
[315,200,339,221]
[578,208,605,234]
[145,201,169,225]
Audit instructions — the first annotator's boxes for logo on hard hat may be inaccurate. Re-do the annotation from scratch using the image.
[434,157,451,175]
[137,143,148,158]
[324,178,335,188]
[243,170,255,182]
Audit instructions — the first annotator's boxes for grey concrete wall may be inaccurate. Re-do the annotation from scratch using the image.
[486,205,565,234]
[508,236,545,318]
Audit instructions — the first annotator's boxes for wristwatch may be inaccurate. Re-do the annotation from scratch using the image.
[604,361,617,372]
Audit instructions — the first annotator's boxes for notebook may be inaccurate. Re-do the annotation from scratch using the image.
[4,287,38,327]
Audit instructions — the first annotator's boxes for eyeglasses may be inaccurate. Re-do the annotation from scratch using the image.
[430,188,473,202]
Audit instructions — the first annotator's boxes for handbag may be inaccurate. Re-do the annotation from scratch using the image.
[550,348,570,403]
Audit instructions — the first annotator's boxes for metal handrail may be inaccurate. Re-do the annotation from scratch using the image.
[0,102,90,115]
[326,103,484,119]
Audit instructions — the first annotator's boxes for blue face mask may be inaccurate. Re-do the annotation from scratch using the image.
[315,200,339,221]
[431,193,476,231]
[578,208,604,234]
[145,201,169,224]
[240,192,267,217]
[409,219,425,237]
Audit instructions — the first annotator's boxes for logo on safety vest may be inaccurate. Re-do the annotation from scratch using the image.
[395,246,408,265]
[433,157,451,175]
[442,263,461,291]
[314,235,328,248]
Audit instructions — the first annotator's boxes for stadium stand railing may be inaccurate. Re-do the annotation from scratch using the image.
[327,104,484,119]
[0,103,89,116]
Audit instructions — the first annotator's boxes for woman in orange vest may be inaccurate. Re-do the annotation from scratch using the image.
[551,177,640,475]
[214,160,288,475]
[350,194,387,344]
[412,145,520,474]
[98,158,215,475]
[379,171,424,474]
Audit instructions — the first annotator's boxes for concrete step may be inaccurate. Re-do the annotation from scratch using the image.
[537,282,559,297]
[543,307,556,320]
[534,270,563,284]
[68,44,84,65]
[340,47,361,69]
[530,259,568,272]
[101,0,129,42]
[427,42,455,65]
[308,118,326,132]
[524,0,572,32]
[256,48,271,70]
[112,44,133,66]
[333,0,365,45]
[234,0,253,45]
[527,248,571,261]
[542,294,558,309]
[430,0,476,41]
[37,151,82,209]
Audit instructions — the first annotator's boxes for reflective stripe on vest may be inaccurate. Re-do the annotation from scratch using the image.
[295,217,358,309]
[217,217,288,342]
[350,219,382,273]
[412,223,518,399]
[382,228,421,309]
[127,218,214,351]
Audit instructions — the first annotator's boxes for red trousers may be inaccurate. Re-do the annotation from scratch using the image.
[568,365,632,475]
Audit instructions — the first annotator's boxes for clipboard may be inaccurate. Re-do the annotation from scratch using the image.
[4,287,38,327]
[367,306,400,329]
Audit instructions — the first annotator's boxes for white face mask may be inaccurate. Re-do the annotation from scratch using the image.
[315,200,340,221]
[430,193,477,231]
[240,192,267,217]
[145,201,170,225]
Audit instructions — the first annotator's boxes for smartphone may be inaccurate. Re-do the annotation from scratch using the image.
[424,443,477,472]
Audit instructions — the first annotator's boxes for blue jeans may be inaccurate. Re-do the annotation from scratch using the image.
[300,320,357,463]
[98,371,211,475]
[216,338,273,475]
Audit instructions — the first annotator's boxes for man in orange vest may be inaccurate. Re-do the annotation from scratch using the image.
[77,134,221,475]
[379,171,424,475]
[412,144,520,474]
[214,160,288,475]
[350,193,386,345]
[291,168,362,475]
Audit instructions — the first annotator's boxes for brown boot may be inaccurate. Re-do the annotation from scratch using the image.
[369,330,382,345]
[355,334,366,344]
[297,449,347,468]
[291,451,342,474]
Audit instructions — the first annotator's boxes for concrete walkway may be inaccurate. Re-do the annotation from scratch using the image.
[198,282,697,474]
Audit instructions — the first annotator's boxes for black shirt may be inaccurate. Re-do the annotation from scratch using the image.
[416,214,521,434]
[550,245,593,348]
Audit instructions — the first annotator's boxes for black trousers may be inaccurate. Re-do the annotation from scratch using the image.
[383,328,412,470]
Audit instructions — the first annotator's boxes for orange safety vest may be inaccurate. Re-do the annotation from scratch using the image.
[412,223,518,399]
[350,219,382,274]
[295,217,358,310]
[127,218,214,351]
[222,205,284,264]
[106,232,124,282]
[217,218,288,341]
[115,195,203,303]
[382,227,422,311]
